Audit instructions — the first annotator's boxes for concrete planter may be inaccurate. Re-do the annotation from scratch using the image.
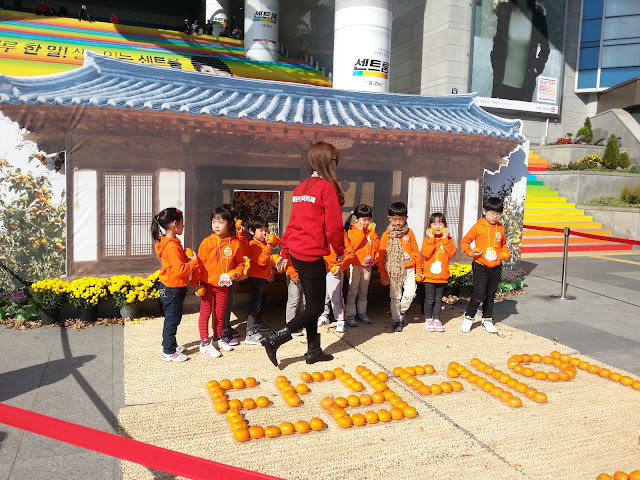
[538,144,627,166]
[578,204,640,243]
[535,171,640,204]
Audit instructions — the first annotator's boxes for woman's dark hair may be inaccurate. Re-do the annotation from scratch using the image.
[428,212,447,226]
[344,204,373,231]
[247,214,268,238]
[191,55,233,76]
[483,196,504,213]
[150,208,183,242]
[306,141,345,206]
[211,205,235,233]
[388,201,407,216]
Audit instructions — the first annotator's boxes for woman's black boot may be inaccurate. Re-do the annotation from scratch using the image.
[261,326,292,367]
[305,332,333,364]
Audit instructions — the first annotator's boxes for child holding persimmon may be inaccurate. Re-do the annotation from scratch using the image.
[151,207,199,362]
[344,204,379,327]
[460,197,511,334]
[378,202,423,333]
[421,213,456,332]
[192,205,245,357]
[318,232,354,333]
[245,215,278,345]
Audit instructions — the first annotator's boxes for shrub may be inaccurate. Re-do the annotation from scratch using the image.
[575,117,593,143]
[602,135,620,169]
[619,152,631,169]
[621,184,640,204]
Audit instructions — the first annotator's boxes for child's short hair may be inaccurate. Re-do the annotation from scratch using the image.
[428,212,447,226]
[344,204,373,231]
[388,202,407,216]
[248,214,269,235]
[211,205,235,232]
[483,197,504,213]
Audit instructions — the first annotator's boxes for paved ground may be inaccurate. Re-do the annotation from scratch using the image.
[0,253,638,479]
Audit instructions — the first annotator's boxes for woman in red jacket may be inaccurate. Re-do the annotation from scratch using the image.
[262,142,346,367]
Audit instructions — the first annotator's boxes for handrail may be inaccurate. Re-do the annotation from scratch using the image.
[523,224,640,246]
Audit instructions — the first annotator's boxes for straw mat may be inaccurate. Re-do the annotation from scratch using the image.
[120,305,640,479]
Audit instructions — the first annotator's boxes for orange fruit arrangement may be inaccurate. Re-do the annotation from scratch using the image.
[555,352,639,389]
[470,358,545,404]
[507,353,576,382]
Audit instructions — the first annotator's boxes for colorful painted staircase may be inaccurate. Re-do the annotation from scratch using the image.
[521,152,633,256]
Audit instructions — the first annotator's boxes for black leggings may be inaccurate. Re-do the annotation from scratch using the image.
[423,282,445,320]
[286,255,326,337]
[465,262,502,319]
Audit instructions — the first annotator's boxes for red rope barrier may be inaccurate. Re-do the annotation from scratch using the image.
[0,403,282,480]
[523,224,640,246]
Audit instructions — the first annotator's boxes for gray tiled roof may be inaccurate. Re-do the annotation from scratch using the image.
[0,51,524,141]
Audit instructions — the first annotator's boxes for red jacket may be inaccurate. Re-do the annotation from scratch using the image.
[280,175,345,262]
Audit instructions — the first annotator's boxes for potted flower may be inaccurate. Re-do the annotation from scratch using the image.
[67,277,110,322]
[498,267,527,294]
[2,289,39,321]
[30,278,69,324]
[108,275,153,319]
[448,263,473,297]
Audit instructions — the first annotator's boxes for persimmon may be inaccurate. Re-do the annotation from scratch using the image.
[533,392,547,403]
[613,473,630,480]
[233,428,250,442]
[219,379,232,390]
[356,365,366,374]
[399,371,410,381]
[264,425,280,438]
[525,388,537,398]
[490,386,503,397]
[279,422,295,435]
[351,382,364,392]
[322,370,335,380]
[500,391,513,402]
[460,370,472,379]
[440,382,453,393]
[477,362,487,371]
[294,420,310,434]
[402,406,418,418]
[266,234,280,246]
[214,402,229,413]
[515,383,528,393]
[309,418,324,431]
[559,354,571,363]
[468,374,480,383]
[569,357,581,366]
[397,401,410,410]
[333,367,345,376]
[482,383,494,393]
[383,389,396,400]
[446,368,459,378]
[620,376,634,386]
[450,381,463,391]
[498,373,511,383]
[542,355,553,364]
[282,390,297,398]
[392,367,404,376]
[484,366,495,376]
[491,370,503,380]
[628,471,640,480]
[277,381,291,391]
[228,399,242,410]
[295,383,309,394]
[418,385,432,395]
[311,372,324,382]
[546,372,559,382]
[596,475,613,480]
[275,375,287,383]
[412,380,425,390]
[371,392,385,403]
[404,366,416,375]
[343,377,355,387]
[557,371,570,381]
[534,371,547,380]
[373,381,387,392]
[587,365,601,375]
[530,354,542,363]
[476,378,488,387]
[577,361,590,370]
[230,421,248,431]
[424,364,435,374]
[632,380,640,390]
[364,411,379,423]
[415,365,427,375]
[512,365,524,374]
[286,396,301,407]
[357,394,372,405]
[337,416,353,428]
[520,354,532,363]
[300,372,312,383]
[521,368,535,377]
[430,384,443,395]
[599,368,611,378]
[333,396,347,407]
[242,398,256,410]
[256,396,269,407]
[508,396,522,407]
[206,380,219,389]
[352,413,367,426]
[610,372,622,382]
[249,425,264,439]
[226,409,240,420]
[378,409,392,422]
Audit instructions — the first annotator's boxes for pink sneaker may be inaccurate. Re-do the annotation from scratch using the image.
[161,351,188,362]
[425,319,436,332]
[433,319,445,332]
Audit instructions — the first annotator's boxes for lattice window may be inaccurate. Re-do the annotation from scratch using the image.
[428,181,463,243]
[103,173,154,258]
[131,175,153,256]
[104,174,127,257]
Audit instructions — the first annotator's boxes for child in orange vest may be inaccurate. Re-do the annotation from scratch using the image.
[421,213,456,332]
[192,205,245,357]
[152,208,199,362]
[378,202,423,333]
[245,215,278,345]
[460,197,511,334]
[344,204,379,327]
[318,233,354,333]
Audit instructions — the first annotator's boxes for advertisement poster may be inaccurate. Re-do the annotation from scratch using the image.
[470,0,566,115]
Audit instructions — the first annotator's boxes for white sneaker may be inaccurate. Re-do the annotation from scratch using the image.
[159,345,185,354]
[200,343,221,358]
[461,315,474,333]
[217,338,234,351]
[335,320,345,333]
[425,318,435,332]
[317,315,330,327]
[481,318,498,334]
[161,351,188,362]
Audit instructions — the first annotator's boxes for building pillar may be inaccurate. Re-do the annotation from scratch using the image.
[244,0,280,63]
[206,0,230,37]
[333,0,392,92]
